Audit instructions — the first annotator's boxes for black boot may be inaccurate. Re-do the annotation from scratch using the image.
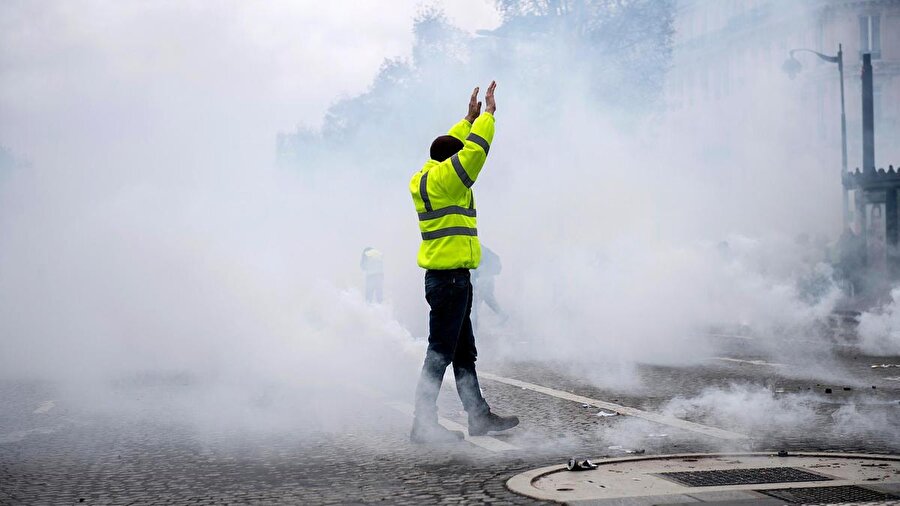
[410,418,465,444]
[468,411,519,436]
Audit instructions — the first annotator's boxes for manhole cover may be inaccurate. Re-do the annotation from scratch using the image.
[758,485,899,504]
[506,452,900,503]
[658,467,831,487]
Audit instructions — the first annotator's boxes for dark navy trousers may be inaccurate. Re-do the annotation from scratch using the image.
[414,268,490,421]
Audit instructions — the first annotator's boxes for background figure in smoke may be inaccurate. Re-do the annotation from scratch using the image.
[472,245,507,330]
[837,222,865,298]
[409,82,518,444]
[360,247,384,304]
[868,205,887,275]
[865,205,890,302]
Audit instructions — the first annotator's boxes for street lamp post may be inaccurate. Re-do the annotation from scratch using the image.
[783,44,849,227]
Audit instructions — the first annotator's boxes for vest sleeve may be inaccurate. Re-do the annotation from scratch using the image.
[434,113,494,196]
[447,119,472,142]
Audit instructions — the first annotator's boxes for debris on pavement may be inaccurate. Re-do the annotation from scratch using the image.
[606,445,646,455]
[567,458,598,471]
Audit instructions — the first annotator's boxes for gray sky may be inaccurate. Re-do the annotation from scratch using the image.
[0,0,500,170]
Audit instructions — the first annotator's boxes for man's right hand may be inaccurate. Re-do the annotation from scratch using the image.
[484,81,497,115]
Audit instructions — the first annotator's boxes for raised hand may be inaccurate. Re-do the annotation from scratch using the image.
[465,86,482,123]
[484,81,496,115]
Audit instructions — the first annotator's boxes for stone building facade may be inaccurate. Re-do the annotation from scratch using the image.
[666,0,899,166]
[667,0,900,292]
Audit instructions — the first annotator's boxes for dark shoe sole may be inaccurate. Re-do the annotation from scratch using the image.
[468,416,519,436]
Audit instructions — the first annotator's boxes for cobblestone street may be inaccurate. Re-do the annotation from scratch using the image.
[3,0,900,504]
[2,342,898,505]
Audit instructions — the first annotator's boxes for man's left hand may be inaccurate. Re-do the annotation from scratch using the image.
[465,86,482,123]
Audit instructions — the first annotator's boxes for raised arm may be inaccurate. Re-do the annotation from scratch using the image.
[436,82,497,193]
[447,86,482,141]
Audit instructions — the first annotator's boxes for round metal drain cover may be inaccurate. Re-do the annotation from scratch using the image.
[506,452,900,503]
[760,485,899,504]
[658,466,832,487]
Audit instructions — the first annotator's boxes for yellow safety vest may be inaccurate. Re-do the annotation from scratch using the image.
[410,113,495,270]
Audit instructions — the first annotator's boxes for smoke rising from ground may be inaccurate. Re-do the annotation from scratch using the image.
[0,1,893,439]
[661,383,899,447]
[858,289,900,355]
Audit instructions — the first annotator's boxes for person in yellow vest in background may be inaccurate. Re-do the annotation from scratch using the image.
[408,81,519,444]
[360,247,383,304]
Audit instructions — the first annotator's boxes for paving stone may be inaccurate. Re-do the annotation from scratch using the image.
[1,356,898,505]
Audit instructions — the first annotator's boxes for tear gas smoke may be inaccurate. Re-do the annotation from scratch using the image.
[858,288,900,355]
[659,383,899,449]
[0,1,895,440]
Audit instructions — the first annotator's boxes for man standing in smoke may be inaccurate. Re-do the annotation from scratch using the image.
[408,82,519,443]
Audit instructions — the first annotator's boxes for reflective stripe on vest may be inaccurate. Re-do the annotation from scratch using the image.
[466,133,490,155]
[421,227,478,240]
[419,171,433,212]
[418,205,476,221]
[450,153,475,188]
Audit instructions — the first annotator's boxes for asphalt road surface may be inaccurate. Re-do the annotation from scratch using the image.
[2,337,898,505]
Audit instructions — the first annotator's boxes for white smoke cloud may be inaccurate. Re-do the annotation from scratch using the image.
[0,0,881,439]
[663,383,821,434]
[658,383,899,448]
[857,288,900,355]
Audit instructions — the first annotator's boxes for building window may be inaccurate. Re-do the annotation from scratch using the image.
[859,15,881,60]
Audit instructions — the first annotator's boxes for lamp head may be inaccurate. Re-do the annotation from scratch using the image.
[782,57,802,79]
